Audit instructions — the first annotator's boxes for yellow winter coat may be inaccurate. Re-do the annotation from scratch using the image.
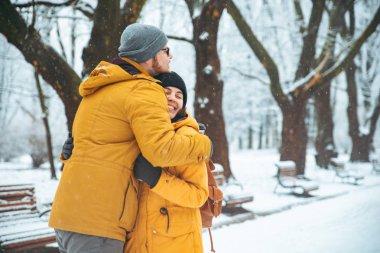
[49,58,211,242]
[125,115,208,253]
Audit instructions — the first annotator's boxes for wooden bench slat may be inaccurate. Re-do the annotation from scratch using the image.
[2,234,56,252]
[0,190,34,198]
[1,225,54,239]
[0,184,56,252]
[0,202,37,213]
[1,216,45,228]
[0,209,38,219]
[0,185,34,193]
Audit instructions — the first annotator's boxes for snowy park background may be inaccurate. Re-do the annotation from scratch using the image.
[1,0,380,252]
[1,149,380,252]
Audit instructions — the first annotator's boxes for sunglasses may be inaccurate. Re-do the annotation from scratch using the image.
[161,47,170,56]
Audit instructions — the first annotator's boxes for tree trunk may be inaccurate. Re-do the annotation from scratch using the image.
[34,70,57,179]
[191,0,232,179]
[82,0,121,76]
[314,81,337,168]
[248,126,253,149]
[258,122,263,150]
[280,99,308,175]
[82,0,147,76]
[346,61,371,162]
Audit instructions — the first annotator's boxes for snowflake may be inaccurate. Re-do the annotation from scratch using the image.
[198,97,209,108]
[199,32,209,40]
[203,65,213,75]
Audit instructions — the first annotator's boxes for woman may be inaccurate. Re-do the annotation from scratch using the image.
[125,72,208,253]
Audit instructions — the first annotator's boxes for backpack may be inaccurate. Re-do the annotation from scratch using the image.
[200,160,223,252]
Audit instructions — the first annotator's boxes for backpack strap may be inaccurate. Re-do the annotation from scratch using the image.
[208,227,216,253]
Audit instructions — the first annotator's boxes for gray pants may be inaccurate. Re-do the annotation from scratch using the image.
[55,229,124,253]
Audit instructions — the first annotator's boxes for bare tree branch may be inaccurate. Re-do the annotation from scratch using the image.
[0,0,81,129]
[74,6,94,20]
[226,0,285,106]
[13,0,78,8]
[321,5,380,82]
[228,67,269,85]
[55,18,68,61]
[167,35,193,44]
[293,0,306,35]
[294,0,325,80]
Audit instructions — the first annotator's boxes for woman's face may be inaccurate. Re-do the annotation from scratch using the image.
[164,86,184,119]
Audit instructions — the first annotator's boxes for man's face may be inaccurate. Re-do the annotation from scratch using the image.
[152,46,172,74]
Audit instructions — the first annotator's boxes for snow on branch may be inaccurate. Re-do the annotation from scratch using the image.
[286,53,329,97]
[228,67,269,85]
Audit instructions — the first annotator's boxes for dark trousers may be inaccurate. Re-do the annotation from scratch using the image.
[55,229,124,253]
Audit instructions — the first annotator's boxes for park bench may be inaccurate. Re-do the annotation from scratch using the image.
[0,184,56,252]
[212,164,254,208]
[329,158,364,184]
[273,161,319,196]
[371,158,380,174]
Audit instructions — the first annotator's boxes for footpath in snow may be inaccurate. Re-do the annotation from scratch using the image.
[212,150,380,228]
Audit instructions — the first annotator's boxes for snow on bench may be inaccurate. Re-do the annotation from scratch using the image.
[213,163,254,208]
[0,184,56,252]
[329,158,365,185]
[274,161,319,196]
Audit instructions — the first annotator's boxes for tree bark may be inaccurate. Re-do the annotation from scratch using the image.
[279,99,308,174]
[188,0,232,179]
[346,60,372,162]
[82,0,147,76]
[314,81,336,168]
[82,0,121,76]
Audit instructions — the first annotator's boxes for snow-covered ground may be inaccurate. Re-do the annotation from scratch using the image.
[203,183,380,253]
[1,149,380,252]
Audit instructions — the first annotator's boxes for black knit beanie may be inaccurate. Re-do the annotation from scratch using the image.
[155,72,187,108]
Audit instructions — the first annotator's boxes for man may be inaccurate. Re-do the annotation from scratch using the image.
[49,23,212,253]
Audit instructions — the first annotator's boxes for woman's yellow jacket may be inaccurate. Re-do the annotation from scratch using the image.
[49,59,211,242]
[125,115,208,253]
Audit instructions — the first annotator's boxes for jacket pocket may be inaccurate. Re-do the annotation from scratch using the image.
[119,176,139,231]
[152,230,195,253]
[150,206,196,253]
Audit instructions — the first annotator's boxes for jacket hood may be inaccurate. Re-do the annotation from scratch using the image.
[172,113,199,132]
[79,60,157,97]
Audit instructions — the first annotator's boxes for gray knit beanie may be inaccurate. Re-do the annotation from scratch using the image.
[118,23,168,63]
